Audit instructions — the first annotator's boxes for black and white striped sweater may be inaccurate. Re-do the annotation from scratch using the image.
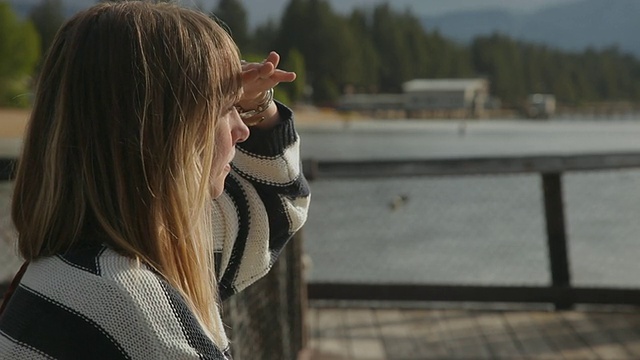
[0,103,311,359]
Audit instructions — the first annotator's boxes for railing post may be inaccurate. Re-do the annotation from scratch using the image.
[0,159,16,181]
[541,172,573,310]
[302,159,318,181]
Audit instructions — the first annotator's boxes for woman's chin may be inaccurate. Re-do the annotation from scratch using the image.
[211,170,230,198]
[211,184,224,199]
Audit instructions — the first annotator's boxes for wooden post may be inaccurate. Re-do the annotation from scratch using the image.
[541,172,573,310]
[289,230,307,359]
[0,159,15,181]
[302,159,318,181]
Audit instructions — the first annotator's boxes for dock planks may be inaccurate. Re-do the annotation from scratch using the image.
[308,307,640,360]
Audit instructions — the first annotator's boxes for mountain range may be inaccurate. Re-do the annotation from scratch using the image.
[423,0,640,57]
[8,0,640,57]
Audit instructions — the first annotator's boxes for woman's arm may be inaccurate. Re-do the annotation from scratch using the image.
[212,101,310,300]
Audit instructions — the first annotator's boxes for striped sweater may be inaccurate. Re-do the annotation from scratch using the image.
[0,103,310,359]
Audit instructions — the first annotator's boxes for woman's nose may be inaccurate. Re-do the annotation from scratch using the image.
[232,109,250,143]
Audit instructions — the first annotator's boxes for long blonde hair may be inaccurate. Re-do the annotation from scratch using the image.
[12,1,242,345]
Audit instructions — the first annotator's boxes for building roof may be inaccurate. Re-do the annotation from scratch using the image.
[403,78,488,93]
[340,94,405,105]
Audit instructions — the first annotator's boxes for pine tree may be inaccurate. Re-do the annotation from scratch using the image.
[29,0,65,60]
[213,0,249,54]
[0,2,40,107]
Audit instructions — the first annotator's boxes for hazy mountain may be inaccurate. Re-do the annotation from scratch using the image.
[423,9,524,42]
[423,0,640,56]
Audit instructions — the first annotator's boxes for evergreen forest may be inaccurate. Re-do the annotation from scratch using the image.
[1,0,640,110]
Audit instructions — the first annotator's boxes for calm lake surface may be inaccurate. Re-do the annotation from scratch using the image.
[298,118,640,288]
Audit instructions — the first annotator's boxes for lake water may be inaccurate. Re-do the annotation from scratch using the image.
[298,118,640,288]
[3,118,640,288]
[298,118,640,160]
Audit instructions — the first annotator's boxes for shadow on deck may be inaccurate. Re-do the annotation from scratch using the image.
[306,306,640,360]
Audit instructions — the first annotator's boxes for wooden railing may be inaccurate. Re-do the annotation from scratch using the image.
[303,153,640,310]
[5,153,640,310]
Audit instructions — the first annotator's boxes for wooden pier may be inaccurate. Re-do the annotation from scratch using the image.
[306,306,640,360]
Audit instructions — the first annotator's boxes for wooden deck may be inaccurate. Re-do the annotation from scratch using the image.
[306,307,640,359]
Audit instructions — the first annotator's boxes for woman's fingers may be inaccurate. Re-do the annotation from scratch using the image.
[274,70,296,83]
[257,62,275,79]
[241,68,259,83]
[241,67,295,88]
[238,51,296,102]
[264,51,280,68]
[242,51,281,78]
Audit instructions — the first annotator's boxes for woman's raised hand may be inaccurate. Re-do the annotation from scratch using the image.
[238,51,296,109]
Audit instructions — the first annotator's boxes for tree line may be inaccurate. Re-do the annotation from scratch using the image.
[217,0,640,108]
[2,0,640,109]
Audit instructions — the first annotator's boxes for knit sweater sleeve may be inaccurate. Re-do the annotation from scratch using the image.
[212,102,310,300]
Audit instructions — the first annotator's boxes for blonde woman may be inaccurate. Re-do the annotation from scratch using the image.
[0,2,309,359]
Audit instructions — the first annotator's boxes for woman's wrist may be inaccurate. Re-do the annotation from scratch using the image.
[244,101,280,129]
[235,89,276,127]
[236,88,272,114]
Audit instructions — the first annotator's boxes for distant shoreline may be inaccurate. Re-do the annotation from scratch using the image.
[5,105,640,141]
[0,109,29,138]
[0,107,354,139]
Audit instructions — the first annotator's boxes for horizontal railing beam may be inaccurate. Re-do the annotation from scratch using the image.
[308,283,640,305]
[6,153,640,181]
[303,152,640,179]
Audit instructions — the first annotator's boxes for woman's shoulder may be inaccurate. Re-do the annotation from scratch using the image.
[3,246,228,359]
[27,245,184,321]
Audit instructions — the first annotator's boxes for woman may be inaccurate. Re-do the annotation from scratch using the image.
[0,2,309,359]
